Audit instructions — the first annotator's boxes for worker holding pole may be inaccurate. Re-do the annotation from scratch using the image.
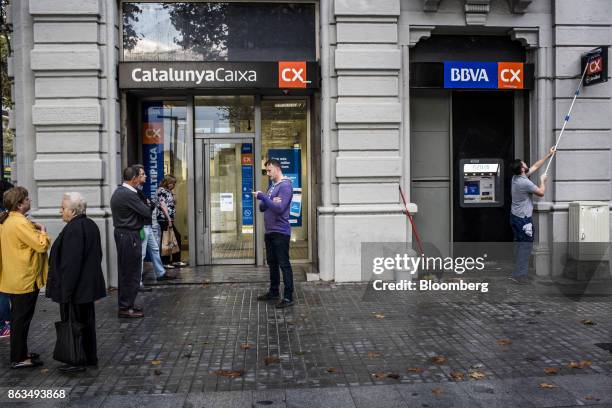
[508,52,597,284]
[508,148,555,284]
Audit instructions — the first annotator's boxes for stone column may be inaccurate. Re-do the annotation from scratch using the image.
[328,0,408,281]
[11,0,120,286]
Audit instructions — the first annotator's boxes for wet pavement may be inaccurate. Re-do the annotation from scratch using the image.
[0,273,610,407]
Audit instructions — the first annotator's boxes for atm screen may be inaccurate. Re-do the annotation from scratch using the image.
[464,181,480,196]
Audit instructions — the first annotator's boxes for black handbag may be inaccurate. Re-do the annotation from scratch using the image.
[53,303,86,366]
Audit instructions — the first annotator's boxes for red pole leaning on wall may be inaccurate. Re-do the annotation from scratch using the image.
[399,186,425,256]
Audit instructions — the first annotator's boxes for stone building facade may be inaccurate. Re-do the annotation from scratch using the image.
[8,0,611,285]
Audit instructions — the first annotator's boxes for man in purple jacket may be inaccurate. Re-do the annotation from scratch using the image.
[253,159,294,308]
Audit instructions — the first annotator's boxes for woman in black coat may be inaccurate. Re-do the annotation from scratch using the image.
[47,192,106,373]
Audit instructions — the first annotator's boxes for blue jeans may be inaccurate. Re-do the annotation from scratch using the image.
[510,214,534,278]
[0,293,10,323]
[141,225,166,285]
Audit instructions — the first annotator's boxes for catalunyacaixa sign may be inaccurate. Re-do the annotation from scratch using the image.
[410,61,535,90]
[118,61,320,89]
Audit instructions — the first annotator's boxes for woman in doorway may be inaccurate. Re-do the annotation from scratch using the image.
[0,187,50,368]
[157,175,187,268]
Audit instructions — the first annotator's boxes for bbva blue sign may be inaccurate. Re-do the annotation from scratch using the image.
[444,61,497,89]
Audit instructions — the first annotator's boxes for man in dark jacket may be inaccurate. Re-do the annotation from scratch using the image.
[110,166,152,318]
[254,159,295,308]
[47,192,106,373]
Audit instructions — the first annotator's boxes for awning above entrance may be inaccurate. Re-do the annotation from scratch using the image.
[119,61,320,90]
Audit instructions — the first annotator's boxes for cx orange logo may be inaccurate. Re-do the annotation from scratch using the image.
[278,61,308,88]
[143,123,163,145]
[498,62,524,89]
[587,56,603,75]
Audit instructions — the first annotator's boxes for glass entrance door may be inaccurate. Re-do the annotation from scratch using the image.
[195,138,255,264]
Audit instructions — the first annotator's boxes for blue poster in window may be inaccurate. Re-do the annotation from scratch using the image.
[142,101,164,202]
[268,148,302,227]
[241,143,254,234]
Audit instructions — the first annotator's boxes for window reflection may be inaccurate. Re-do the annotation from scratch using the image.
[195,96,254,134]
[123,2,316,61]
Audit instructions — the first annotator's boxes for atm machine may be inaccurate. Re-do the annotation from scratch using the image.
[459,158,504,208]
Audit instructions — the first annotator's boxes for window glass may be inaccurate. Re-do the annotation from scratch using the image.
[141,101,189,260]
[261,99,308,260]
[123,2,316,61]
[195,96,255,134]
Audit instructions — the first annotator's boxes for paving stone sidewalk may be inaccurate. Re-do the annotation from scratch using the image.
[0,275,610,407]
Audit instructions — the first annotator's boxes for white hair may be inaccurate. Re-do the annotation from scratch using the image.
[62,192,87,215]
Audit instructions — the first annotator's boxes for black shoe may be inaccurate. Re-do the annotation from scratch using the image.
[508,276,529,285]
[11,359,43,369]
[257,293,280,302]
[59,364,86,373]
[157,274,177,281]
[118,308,144,318]
[138,286,152,292]
[275,299,294,309]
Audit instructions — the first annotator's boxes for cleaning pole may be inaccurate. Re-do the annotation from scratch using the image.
[543,60,592,175]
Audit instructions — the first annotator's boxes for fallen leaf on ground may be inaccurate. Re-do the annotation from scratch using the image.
[469,371,486,380]
[431,355,447,364]
[585,396,600,401]
[154,369,162,376]
[215,369,245,378]
[450,371,465,381]
[580,319,596,326]
[295,351,306,356]
[373,372,387,380]
[264,356,281,366]
[240,343,253,350]
[544,367,559,375]
[373,313,385,320]
[326,367,339,373]
[407,367,423,373]
[151,360,162,365]
[367,351,381,359]
[496,339,512,346]
[40,368,49,374]
[387,373,401,379]
[567,360,592,369]
[431,388,443,396]
[539,383,556,389]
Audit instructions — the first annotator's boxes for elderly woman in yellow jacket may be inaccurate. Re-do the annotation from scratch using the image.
[0,187,50,368]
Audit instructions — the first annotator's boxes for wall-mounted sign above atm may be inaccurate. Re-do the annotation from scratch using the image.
[410,62,534,90]
[119,61,320,89]
[459,158,504,208]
